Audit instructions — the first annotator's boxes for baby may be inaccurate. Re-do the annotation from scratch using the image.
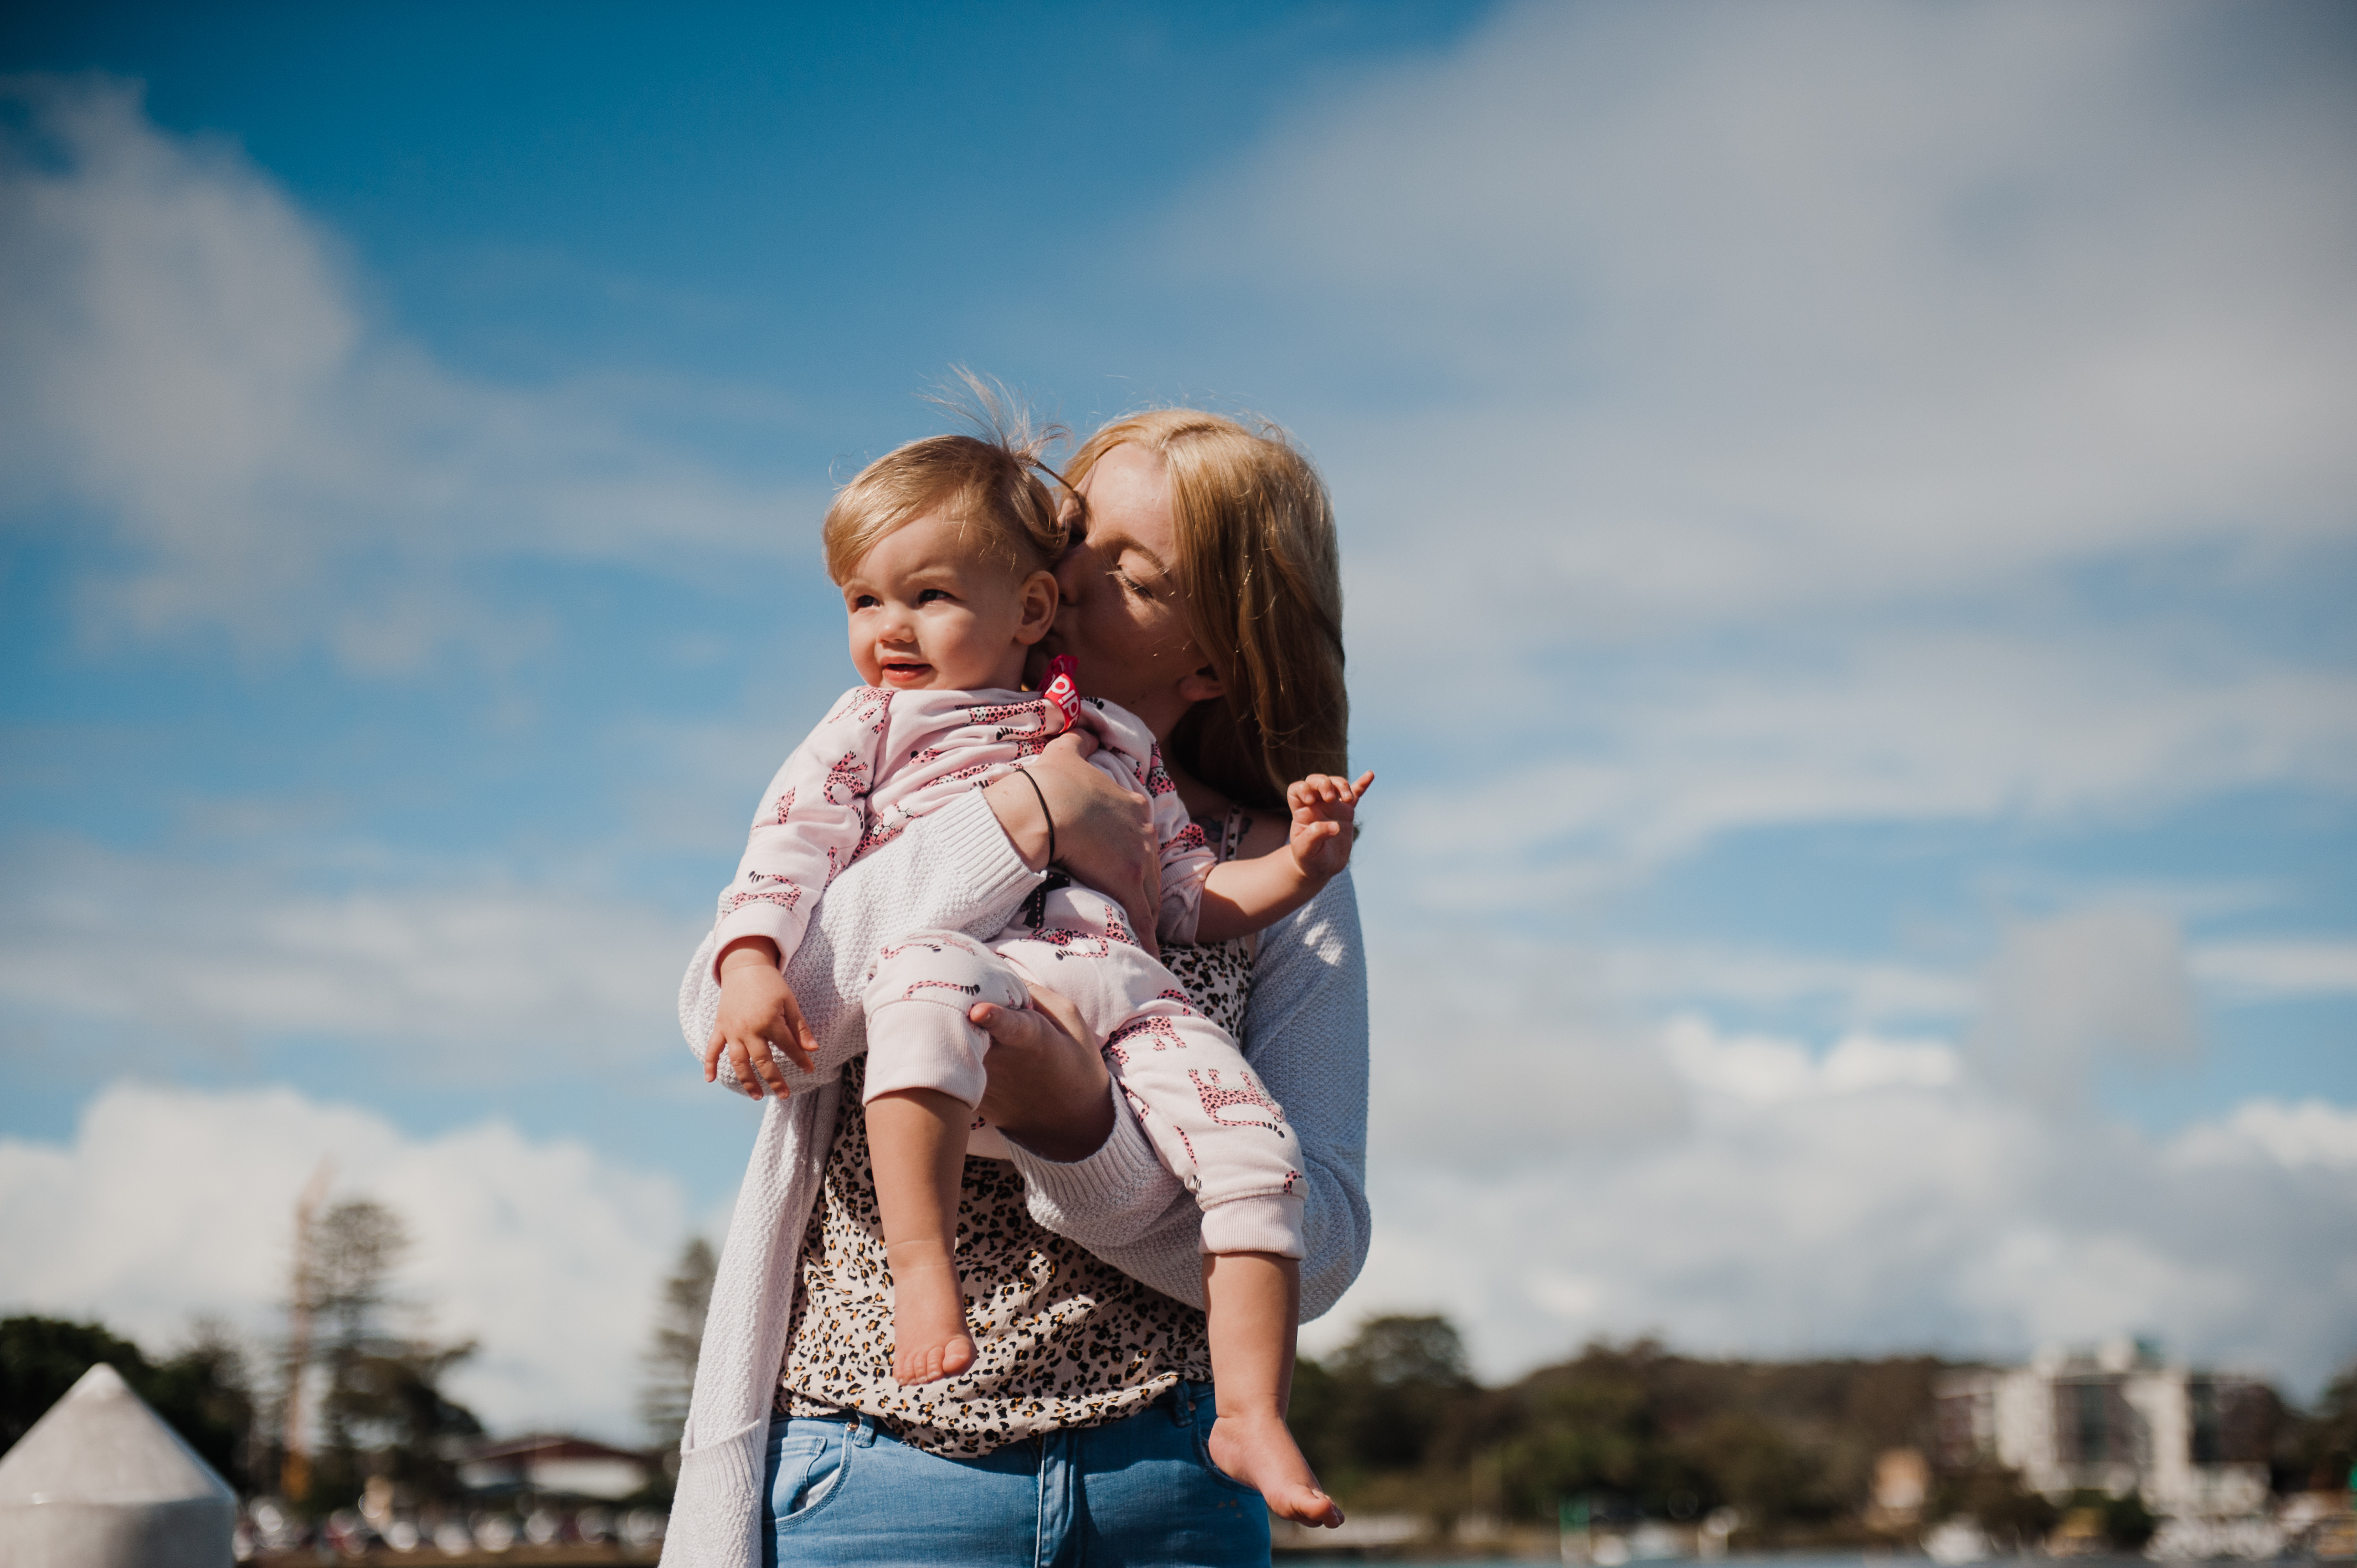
[701,425,1366,1525]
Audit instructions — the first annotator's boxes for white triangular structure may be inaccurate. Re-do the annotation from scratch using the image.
[0,1363,234,1567]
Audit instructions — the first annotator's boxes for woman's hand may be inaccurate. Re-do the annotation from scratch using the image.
[984,733,1160,931]
[969,984,1115,1163]
[703,937,814,1099]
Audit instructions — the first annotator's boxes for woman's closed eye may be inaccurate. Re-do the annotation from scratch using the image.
[1114,568,1154,600]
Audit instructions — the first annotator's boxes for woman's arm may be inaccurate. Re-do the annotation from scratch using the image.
[682,738,1161,1097]
[682,787,1040,1090]
[1007,871,1372,1319]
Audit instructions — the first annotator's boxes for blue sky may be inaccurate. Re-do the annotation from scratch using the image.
[3,2,2353,1439]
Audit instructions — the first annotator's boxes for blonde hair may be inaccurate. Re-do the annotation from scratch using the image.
[1067,410,1347,810]
[822,379,1066,584]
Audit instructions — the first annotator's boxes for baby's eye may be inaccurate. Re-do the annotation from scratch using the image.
[918,588,952,605]
[851,593,880,610]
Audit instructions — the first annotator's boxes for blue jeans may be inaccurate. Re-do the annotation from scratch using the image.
[763,1381,1269,1566]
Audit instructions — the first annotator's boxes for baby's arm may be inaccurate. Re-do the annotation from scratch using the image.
[1192,771,1373,944]
[699,688,887,1093]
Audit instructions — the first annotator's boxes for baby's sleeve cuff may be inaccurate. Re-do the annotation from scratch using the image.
[1197,1192,1306,1260]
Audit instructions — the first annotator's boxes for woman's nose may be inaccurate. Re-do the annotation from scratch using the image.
[1053,548,1088,606]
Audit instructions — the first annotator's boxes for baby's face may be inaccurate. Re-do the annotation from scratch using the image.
[841,509,1053,693]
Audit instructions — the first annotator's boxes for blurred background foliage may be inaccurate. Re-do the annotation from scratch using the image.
[1286,1316,2357,1545]
[0,1314,257,1490]
[8,1301,2354,1540]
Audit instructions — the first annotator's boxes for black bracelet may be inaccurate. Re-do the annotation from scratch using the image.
[1016,766,1056,866]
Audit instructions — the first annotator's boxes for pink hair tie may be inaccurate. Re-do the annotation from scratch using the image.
[1042,654,1082,731]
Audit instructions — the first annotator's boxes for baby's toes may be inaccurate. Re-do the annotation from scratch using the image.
[1272,1484,1343,1528]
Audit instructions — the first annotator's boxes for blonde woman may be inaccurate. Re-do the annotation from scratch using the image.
[667,410,1369,1567]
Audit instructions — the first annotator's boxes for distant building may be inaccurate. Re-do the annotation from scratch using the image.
[1934,1339,2269,1518]
[457,1434,653,1501]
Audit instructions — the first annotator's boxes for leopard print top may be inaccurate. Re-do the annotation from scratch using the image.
[775,811,1259,1457]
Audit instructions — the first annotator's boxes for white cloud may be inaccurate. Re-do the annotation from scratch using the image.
[1316,1012,2357,1397]
[0,76,811,668]
[1141,0,2357,875]
[1663,1014,1960,1103]
[1969,906,2202,1105]
[0,837,700,1074]
[2175,1098,2357,1172]
[2193,938,2357,999]
[1593,945,1973,1027]
[1358,590,2357,898]
[0,1081,697,1441]
[1191,0,2356,616]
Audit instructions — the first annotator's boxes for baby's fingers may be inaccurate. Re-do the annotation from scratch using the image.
[742,1031,794,1098]
[775,991,818,1071]
[719,1035,765,1098]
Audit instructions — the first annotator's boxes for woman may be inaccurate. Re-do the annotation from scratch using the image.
[666,410,1368,1567]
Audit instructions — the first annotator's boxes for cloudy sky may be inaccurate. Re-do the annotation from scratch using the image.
[3,1,2352,1442]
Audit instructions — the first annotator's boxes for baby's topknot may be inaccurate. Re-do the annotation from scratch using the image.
[823,369,1069,584]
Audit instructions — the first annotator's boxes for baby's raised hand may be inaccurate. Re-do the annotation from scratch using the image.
[705,942,816,1099]
[1285,771,1375,882]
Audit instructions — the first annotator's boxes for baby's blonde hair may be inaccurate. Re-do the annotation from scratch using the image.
[822,376,1066,584]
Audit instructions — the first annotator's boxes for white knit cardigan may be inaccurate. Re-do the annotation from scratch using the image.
[659,790,1372,1567]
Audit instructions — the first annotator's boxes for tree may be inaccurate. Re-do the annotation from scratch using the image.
[146,1319,261,1492]
[641,1237,718,1461]
[1934,1463,2058,1552]
[1285,1313,1488,1514]
[1,1315,150,1451]
[2,1316,258,1490]
[2280,1357,2357,1493]
[286,1196,480,1510]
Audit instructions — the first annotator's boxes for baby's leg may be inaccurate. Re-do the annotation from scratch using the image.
[1204,1252,1342,1528]
[860,931,1030,1386]
[868,1090,973,1385]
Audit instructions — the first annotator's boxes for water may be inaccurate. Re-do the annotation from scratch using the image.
[1354,1558,2159,1567]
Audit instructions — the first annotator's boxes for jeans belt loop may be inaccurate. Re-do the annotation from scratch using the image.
[852,1412,878,1448]
[1169,1381,1192,1426]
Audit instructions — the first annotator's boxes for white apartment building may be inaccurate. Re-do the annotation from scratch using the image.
[1934,1339,2270,1518]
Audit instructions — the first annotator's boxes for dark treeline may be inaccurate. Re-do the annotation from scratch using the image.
[1287,1317,2357,1544]
[1,1314,256,1489]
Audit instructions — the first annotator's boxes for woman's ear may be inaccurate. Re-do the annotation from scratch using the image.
[1177,663,1226,704]
[1015,569,1059,646]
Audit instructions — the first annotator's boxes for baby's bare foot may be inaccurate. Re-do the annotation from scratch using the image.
[1208,1409,1343,1528]
[887,1256,975,1385]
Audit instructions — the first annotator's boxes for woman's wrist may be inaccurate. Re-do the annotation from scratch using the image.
[984,771,1054,871]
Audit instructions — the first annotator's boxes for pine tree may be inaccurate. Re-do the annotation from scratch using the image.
[292,1196,481,1510]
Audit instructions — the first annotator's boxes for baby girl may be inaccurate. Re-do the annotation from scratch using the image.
[699,422,1366,1525]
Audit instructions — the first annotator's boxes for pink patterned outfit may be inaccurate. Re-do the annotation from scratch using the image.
[712,684,1306,1258]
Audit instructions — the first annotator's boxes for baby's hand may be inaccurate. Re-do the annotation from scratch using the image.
[1286,771,1375,883]
[705,946,816,1100]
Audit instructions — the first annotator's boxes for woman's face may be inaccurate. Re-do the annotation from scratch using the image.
[1043,442,1223,742]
